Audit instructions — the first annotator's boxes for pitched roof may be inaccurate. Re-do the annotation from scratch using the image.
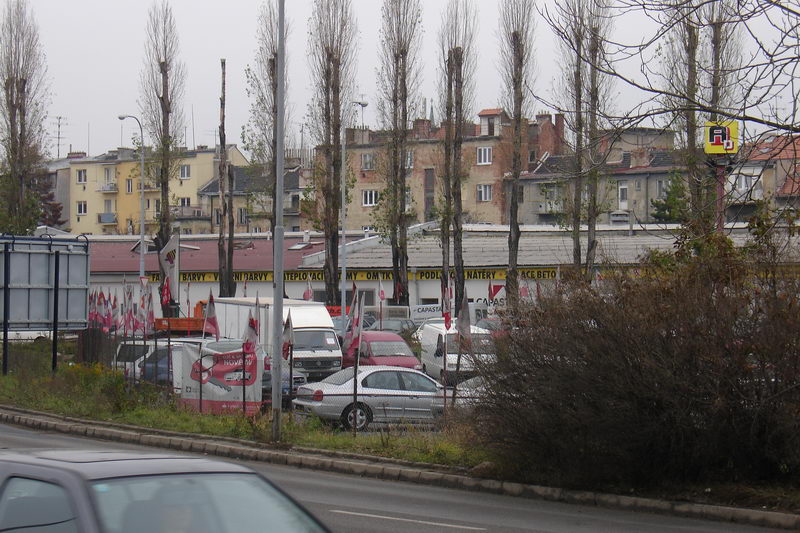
[478,108,504,117]
[199,165,301,195]
[89,236,325,274]
[746,135,800,161]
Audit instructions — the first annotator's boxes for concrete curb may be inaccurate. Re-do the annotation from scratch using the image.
[1,407,798,530]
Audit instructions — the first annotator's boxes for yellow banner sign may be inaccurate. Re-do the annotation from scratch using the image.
[148,267,561,283]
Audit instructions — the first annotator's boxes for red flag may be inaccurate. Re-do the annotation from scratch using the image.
[161,276,171,307]
[488,283,504,301]
[112,293,120,330]
[146,288,155,335]
[303,277,313,301]
[203,292,220,341]
[378,277,386,301]
[342,283,359,350]
[282,310,294,359]
[242,309,259,354]
[521,282,531,299]
[442,278,452,330]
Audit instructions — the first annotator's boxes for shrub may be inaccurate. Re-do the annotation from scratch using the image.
[474,228,800,489]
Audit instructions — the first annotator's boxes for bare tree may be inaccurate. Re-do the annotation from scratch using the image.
[217,59,236,297]
[438,0,477,317]
[242,0,289,235]
[307,0,357,306]
[544,0,612,276]
[499,0,535,307]
[0,0,49,235]
[375,0,423,307]
[139,0,185,315]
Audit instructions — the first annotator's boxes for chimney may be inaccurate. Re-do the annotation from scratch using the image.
[413,118,431,139]
[303,230,310,243]
[67,151,86,159]
[536,113,552,125]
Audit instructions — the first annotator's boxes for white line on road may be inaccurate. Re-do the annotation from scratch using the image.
[329,510,487,531]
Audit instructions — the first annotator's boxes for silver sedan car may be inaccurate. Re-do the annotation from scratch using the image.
[292,366,445,430]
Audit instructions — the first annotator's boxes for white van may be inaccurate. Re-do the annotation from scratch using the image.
[412,318,494,385]
[214,297,343,381]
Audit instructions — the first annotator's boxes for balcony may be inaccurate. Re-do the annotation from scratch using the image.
[137,182,160,191]
[170,205,210,220]
[97,213,117,225]
[537,200,563,213]
[97,182,118,193]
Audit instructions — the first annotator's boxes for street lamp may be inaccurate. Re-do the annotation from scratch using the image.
[339,100,368,336]
[118,114,146,278]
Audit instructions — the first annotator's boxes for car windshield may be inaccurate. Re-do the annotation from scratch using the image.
[117,344,149,363]
[91,473,324,533]
[369,341,414,357]
[445,333,494,354]
[294,330,339,351]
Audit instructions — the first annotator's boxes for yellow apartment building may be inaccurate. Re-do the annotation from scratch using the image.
[67,145,248,235]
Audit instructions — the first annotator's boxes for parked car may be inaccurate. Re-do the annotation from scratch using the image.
[342,331,422,370]
[0,450,329,533]
[366,318,417,334]
[293,366,445,430]
[413,321,495,385]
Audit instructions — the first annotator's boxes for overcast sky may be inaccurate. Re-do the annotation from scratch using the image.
[35,0,572,159]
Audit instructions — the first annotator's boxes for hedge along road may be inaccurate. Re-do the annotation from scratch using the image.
[0,422,782,533]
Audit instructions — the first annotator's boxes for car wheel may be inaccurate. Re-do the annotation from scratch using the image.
[341,403,372,431]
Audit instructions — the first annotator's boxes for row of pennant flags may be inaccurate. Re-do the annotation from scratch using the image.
[87,278,156,335]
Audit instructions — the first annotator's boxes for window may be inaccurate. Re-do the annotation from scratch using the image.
[362,371,402,390]
[420,297,438,305]
[126,178,133,193]
[405,150,414,169]
[516,184,524,204]
[215,208,222,225]
[736,173,752,191]
[145,199,151,210]
[179,197,191,207]
[477,184,493,202]
[252,227,262,233]
[635,180,641,191]
[182,228,192,235]
[424,168,435,220]
[362,189,379,207]
[104,167,113,182]
[400,372,438,392]
[238,207,248,225]
[155,199,161,215]
[104,199,112,213]
[656,179,666,199]
[487,117,496,136]
[76,201,87,216]
[529,150,537,163]
[477,147,492,165]
[76,169,87,183]
[180,164,191,179]
[361,153,374,171]
[0,477,77,533]
[362,225,376,232]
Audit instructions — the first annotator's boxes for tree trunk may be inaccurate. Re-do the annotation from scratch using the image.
[684,22,704,235]
[217,58,234,297]
[323,56,342,306]
[571,35,584,271]
[441,48,455,319]
[452,46,466,318]
[157,59,174,316]
[506,31,523,309]
[584,26,600,282]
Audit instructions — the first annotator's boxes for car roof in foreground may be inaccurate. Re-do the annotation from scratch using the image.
[0,450,252,480]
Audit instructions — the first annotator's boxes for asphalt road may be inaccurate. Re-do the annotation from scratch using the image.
[0,423,781,533]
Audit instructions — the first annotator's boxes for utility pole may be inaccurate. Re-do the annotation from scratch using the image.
[271,0,286,442]
[54,116,64,158]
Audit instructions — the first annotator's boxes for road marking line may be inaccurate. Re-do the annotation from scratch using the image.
[328,509,487,530]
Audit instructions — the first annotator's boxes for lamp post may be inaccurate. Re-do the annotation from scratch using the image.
[340,101,368,335]
[118,114,146,278]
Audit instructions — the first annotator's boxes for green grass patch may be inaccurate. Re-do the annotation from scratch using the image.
[0,364,489,469]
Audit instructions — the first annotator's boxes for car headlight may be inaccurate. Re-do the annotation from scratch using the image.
[294,361,303,368]
[332,360,341,366]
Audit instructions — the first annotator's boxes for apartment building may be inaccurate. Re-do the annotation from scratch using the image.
[66,145,248,235]
[332,109,567,231]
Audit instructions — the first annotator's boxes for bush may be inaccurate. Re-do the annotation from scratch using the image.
[474,229,800,489]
